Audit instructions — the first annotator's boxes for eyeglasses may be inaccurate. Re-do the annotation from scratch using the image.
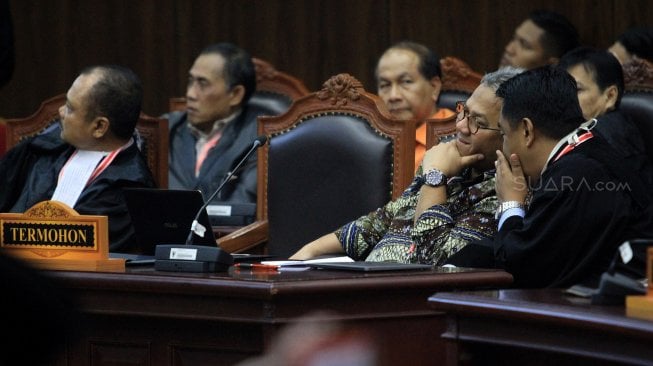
[455,101,502,134]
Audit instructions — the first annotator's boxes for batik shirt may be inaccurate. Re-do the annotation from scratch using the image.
[334,168,498,264]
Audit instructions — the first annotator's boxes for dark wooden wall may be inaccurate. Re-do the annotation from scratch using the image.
[1,0,651,118]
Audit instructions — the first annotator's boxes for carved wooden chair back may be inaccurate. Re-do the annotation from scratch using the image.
[218,73,415,257]
[425,113,458,149]
[438,56,482,111]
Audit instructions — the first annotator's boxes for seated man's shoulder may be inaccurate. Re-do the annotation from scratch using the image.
[542,144,617,193]
[166,111,187,129]
[543,138,649,205]
[17,124,67,153]
[244,101,278,120]
[595,111,646,153]
[555,148,606,173]
[231,103,276,137]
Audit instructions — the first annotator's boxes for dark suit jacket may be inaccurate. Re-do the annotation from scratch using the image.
[167,104,272,204]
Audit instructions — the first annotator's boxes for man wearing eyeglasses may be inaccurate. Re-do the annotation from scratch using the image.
[291,67,523,264]
[447,66,653,288]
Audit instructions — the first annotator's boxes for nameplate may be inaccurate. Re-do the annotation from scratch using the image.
[0,201,122,270]
[207,205,231,216]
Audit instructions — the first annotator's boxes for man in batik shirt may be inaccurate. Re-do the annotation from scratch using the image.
[291,67,523,264]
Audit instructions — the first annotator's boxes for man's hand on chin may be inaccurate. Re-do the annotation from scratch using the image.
[495,150,528,203]
[423,141,484,177]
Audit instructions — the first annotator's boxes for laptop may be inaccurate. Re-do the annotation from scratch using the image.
[123,188,218,256]
[121,188,273,263]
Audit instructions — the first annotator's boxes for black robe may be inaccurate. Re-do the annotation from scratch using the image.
[0,126,155,252]
[594,110,652,185]
[447,133,653,288]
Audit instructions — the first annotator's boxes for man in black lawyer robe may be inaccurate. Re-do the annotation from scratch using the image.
[0,65,155,252]
[447,66,653,288]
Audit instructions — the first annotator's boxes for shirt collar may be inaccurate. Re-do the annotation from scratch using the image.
[188,108,242,139]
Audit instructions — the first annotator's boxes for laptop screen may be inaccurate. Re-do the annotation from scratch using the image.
[123,188,217,255]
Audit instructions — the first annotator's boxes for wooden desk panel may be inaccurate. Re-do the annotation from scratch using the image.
[428,289,653,365]
[48,266,512,366]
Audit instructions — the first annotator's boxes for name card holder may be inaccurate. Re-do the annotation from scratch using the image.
[626,247,653,320]
[0,201,124,271]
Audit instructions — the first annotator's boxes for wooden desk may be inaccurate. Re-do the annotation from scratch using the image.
[428,289,653,365]
[48,266,511,366]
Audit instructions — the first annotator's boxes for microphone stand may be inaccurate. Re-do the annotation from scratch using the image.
[155,135,268,273]
[184,136,267,244]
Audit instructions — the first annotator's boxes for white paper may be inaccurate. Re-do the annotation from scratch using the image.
[277,266,311,272]
[262,256,354,267]
[51,150,106,207]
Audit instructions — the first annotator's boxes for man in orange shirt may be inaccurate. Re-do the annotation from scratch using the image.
[375,41,455,169]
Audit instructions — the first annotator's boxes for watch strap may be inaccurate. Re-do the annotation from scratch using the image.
[495,200,525,219]
[423,168,447,187]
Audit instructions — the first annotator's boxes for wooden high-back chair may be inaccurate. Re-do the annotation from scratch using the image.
[425,114,458,150]
[438,56,482,111]
[249,57,310,114]
[169,57,309,115]
[133,115,169,188]
[218,73,415,257]
[5,94,169,188]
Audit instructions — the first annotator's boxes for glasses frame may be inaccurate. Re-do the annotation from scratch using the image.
[455,101,502,135]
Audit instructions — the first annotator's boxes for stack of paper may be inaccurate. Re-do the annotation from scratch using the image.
[261,256,354,270]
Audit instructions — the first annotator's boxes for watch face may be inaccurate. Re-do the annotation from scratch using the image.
[424,169,445,186]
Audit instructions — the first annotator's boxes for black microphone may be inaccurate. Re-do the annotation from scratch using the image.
[154,135,268,273]
[184,134,267,245]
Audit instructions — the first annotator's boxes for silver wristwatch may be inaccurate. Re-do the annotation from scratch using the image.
[495,201,525,219]
[423,169,447,187]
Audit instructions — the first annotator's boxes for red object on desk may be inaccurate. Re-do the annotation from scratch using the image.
[234,263,279,271]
